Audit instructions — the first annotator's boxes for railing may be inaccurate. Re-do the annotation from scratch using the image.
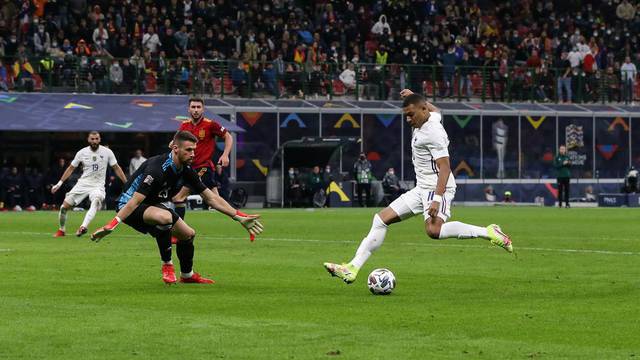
[2,55,638,104]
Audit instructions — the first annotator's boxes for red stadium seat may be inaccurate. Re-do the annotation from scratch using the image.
[145,73,157,93]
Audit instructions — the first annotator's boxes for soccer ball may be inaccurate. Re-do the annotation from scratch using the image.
[367,268,396,295]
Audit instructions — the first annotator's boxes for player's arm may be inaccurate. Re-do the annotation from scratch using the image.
[90,191,146,241]
[400,88,439,113]
[218,132,233,167]
[428,156,451,218]
[200,188,264,238]
[111,164,127,183]
[51,164,76,193]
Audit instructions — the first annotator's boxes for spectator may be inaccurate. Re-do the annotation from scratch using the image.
[92,20,108,51]
[5,166,24,211]
[0,59,8,91]
[142,25,161,54]
[33,23,51,57]
[339,63,356,90]
[353,152,372,207]
[442,44,458,97]
[556,52,572,103]
[616,0,636,21]
[554,145,571,208]
[109,60,123,93]
[605,66,620,102]
[621,56,637,104]
[458,52,472,100]
[128,149,146,176]
[306,165,323,205]
[503,191,515,203]
[24,167,44,210]
[286,167,303,207]
[382,167,403,202]
[371,15,391,36]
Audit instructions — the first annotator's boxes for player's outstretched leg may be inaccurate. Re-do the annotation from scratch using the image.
[54,202,71,237]
[431,219,513,253]
[324,207,400,284]
[77,198,102,237]
[172,219,214,284]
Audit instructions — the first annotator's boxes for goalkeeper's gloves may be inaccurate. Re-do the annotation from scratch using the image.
[90,216,122,242]
[232,210,263,241]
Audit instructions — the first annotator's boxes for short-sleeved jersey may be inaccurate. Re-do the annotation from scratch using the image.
[70,145,117,188]
[179,118,227,169]
[411,112,456,190]
[116,152,207,210]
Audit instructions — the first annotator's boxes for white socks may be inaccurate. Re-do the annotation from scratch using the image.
[438,221,489,239]
[349,214,388,269]
[81,199,102,228]
[181,271,193,278]
[58,207,68,231]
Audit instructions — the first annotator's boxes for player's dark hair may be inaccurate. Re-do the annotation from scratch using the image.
[88,130,100,136]
[402,93,426,108]
[173,130,198,144]
[188,97,204,106]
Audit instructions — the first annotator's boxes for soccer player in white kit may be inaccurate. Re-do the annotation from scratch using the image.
[51,131,127,237]
[324,90,513,284]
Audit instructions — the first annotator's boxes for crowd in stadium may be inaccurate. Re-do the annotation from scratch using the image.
[1,0,640,101]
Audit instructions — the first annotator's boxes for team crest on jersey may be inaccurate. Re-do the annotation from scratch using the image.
[92,156,97,161]
[199,129,206,139]
[143,175,154,185]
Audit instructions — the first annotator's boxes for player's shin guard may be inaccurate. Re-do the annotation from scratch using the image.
[438,221,489,239]
[154,227,173,263]
[81,198,101,228]
[177,235,195,275]
[58,207,68,231]
[174,201,186,220]
[350,214,388,269]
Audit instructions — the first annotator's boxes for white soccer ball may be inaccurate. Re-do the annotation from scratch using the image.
[367,268,396,295]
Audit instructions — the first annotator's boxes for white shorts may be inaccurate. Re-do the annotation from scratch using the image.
[64,183,105,206]
[389,187,456,222]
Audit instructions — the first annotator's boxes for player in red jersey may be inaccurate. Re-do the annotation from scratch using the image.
[171,97,234,233]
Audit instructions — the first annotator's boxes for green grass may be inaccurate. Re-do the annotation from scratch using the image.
[0,207,639,359]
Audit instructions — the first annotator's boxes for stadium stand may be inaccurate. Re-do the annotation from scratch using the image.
[0,0,639,102]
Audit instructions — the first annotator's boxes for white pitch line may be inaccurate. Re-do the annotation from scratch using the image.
[0,248,12,252]
[0,231,638,256]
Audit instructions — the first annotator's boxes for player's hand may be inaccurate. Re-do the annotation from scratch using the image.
[233,210,264,240]
[218,155,230,167]
[90,226,113,242]
[90,217,121,242]
[51,181,63,194]
[400,89,414,98]
[427,201,440,218]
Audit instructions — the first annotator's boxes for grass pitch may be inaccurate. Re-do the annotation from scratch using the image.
[0,207,638,359]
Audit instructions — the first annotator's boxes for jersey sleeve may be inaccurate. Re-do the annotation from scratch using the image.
[135,165,163,197]
[184,167,208,194]
[107,149,118,166]
[70,150,83,167]
[426,128,450,160]
[210,121,228,138]
[178,122,188,131]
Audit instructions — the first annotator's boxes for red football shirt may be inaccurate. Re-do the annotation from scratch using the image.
[179,118,228,169]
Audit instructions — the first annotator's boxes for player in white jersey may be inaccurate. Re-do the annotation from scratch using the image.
[324,90,513,284]
[51,131,127,237]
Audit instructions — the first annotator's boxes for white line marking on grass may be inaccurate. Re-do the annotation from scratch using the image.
[1,231,638,256]
[0,248,12,252]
